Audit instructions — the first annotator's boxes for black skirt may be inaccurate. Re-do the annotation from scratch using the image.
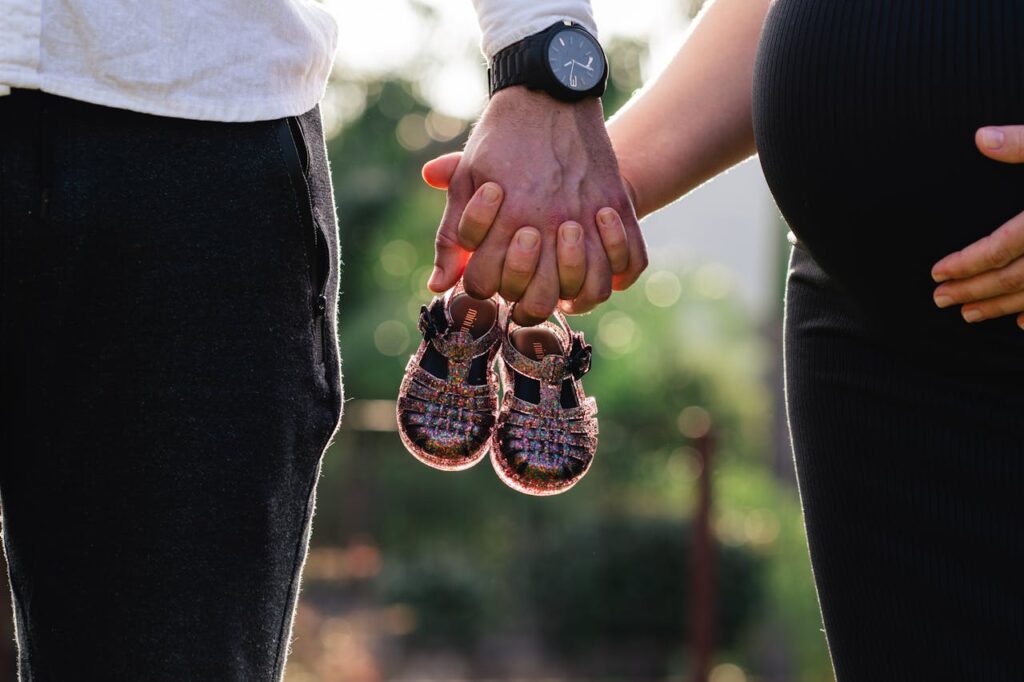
[754,0,1024,678]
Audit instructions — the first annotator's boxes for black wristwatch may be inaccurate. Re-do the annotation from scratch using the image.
[488,21,609,102]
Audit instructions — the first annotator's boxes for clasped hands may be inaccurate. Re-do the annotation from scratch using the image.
[421,88,648,326]
[422,87,1024,331]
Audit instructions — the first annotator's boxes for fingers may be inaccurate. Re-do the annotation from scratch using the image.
[421,152,463,190]
[596,208,629,273]
[429,176,472,293]
[458,182,503,250]
[931,210,1024,326]
[614,204,649,292]
[556,221,586,300]
[931,211,1024,282]
[423,153,504,292]
[976,126,1024,164]
[500,227,542,302]
[949,290,1024,325]
[510,228,560,326]
[591,206,650,293]
[461,212,519,299]
[557,201,646,316]
[559,222,612,316]
[933,255,1024,309]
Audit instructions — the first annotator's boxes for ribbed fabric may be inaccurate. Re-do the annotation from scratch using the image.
[753,2,1024,679]
[755,0,1024,367]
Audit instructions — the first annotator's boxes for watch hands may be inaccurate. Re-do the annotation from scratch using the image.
[565,59,594,72]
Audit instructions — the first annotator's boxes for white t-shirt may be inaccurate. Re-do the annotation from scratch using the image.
[0,0,594,122]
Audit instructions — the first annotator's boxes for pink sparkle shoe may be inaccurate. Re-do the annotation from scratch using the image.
[491,310,598,495]
[397,283,503,471]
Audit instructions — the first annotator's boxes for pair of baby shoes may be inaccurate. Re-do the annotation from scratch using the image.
[396,281,598,496]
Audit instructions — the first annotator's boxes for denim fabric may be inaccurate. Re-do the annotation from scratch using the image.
[0,90,343,681]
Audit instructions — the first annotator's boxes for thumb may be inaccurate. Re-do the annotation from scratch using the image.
[976,126,1024,163]
[422,152,464,190]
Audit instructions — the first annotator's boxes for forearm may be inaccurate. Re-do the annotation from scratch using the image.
[608,0,772,218]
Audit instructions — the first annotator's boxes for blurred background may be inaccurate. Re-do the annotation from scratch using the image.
[0,1,833,680]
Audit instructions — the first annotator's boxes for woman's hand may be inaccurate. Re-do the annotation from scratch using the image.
[931,126,1024,329]
[422,153,643,316]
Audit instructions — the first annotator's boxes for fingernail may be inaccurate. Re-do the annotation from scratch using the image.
[482,184,500,204]
[931,270,949,283]
[517,230,539,249]
[427,266,443,288]
[598,209,615,228]
[962,309,982,323]
[562,223,582,244]
[934,294,954,309]
[980,128,1005,150]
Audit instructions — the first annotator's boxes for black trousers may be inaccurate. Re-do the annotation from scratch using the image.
[0,90,343,680]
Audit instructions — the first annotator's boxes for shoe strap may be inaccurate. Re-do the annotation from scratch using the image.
[500,306,593,384]
[417,290,502,363]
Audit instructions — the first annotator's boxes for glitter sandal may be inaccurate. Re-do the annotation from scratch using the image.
[397,282,503,470]
[491,309,598,495]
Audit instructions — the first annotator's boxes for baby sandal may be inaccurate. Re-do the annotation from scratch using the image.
[491,309,598,495]
[397,282,503,470]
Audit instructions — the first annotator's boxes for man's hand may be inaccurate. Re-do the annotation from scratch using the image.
[428,87,646,325]
[423,152,638,313]
[931,126,1024,329]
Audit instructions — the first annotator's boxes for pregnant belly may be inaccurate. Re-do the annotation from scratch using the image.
[753,0,1024,350]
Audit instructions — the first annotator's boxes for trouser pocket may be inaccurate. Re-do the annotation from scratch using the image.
[275,115,332,372]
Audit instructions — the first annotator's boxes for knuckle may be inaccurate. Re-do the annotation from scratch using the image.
[1012,127,1024,159]
[462,274,491,299]
[996,267,1024,291]
[559,250,585,268]
[434,227,459,251]
[987,243,1013,268]
[505,260,534,278]
[979,301,1001,317]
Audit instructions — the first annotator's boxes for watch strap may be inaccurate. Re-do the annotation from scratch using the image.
[487,22,607,101]
[488,36,540,97]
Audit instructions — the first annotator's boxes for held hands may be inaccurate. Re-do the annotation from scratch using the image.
[932,126,1024,329]
[426,87,647,326]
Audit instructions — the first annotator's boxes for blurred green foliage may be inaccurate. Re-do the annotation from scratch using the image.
[291,37,833,682]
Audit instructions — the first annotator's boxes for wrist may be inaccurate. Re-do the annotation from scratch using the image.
[487,85,604,123]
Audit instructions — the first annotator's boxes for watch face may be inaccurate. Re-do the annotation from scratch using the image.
[547,28,605,92]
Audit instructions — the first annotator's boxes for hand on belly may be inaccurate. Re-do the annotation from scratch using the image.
[931,125,1024,332]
